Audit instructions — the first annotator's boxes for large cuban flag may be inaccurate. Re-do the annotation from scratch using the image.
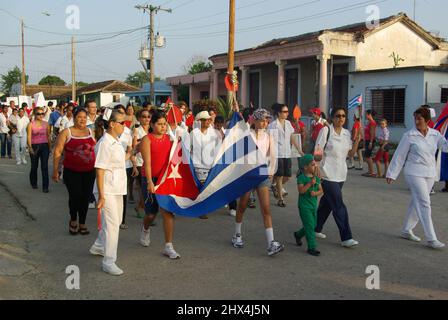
[435,103,448,181]
[155,112,269,217]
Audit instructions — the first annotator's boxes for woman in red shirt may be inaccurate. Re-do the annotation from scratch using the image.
[348,114,364,170]
[53,107,96,235]
[139,111,180,259]
[363,109,377,177]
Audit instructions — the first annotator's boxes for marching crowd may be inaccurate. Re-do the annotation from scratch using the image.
[0,98,447,276]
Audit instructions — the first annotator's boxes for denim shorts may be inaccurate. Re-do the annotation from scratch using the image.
[257,178,270,189]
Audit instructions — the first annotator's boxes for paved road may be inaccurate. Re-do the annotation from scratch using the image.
[0,156,447,300]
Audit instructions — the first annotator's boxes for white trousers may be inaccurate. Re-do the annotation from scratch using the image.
[403,175,437,242]
[12,135,27,163]
[93,194,123,267]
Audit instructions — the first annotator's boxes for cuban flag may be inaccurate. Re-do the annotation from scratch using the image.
[348,94,363,110]
[155,112,269,217]
[435,103,448,181]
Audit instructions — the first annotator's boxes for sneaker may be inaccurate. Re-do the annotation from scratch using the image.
[229,209,236,217]
[341,239,359,248]
[427,240,445,249]
[347,165,355,170]
[248,199,256,209]
[16,161,21,165]
[88,202,96,209]
[120,224,128,230]
[401,231,421,242]
[163,246,181,259]
[140,226,150,247]
[232,233,244,248]
[430,188,436,195]
[102,263,124,276]
[307,249,321,256]
[315,232,326,239]
[89,245,104,256]
[267,241,285,256]
[22,158,27,164]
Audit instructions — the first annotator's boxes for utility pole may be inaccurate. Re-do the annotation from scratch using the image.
[21,18,26,95]
[71,36,76,102]
[135,3,172,105]
[227,0,236,109]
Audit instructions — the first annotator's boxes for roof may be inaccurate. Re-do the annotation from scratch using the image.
[125,81,172,96]
[24,84,72,99]
[350,65,448,74]
[210,13,445,60]
[77,80,139,95]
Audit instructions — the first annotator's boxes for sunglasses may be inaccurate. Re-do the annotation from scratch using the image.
[281,110,289,113]
[117,121,126,125]
[141,116,150,119]
[334,114,346,119]
[35,113,44,116]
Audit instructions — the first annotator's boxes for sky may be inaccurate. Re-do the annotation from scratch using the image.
[0,0,447,85]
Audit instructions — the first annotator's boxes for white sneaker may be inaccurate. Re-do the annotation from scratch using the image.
[427,240,445,249]
[120,224,128,230]
[89,245,104,256]
[229,209,236,217]
[401,231,421,242]
[232,233,244,248]
[88,202,96,209]
[140,226,150,247]
[102,263,124,276]
[341,239,359,248]
[315,232,327,239]
[22,158,27,164]
[163,246,181,259]
[16,161,21,165]
[430,188,436,195]
[267,241,285,256]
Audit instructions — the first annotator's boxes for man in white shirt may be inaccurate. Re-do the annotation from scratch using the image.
[12,108,30,165]
[268,103,302,207]
[0,105,12,158]
[85,100,98,130]
[55,104,74,130]
[190,111,222,219]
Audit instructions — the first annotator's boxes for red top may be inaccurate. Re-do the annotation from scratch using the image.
[351,120,361,140]
[428,120,435,128]
[142,133,172,179]
[124,120,133,128]
[311,120,325,142]
[63,128,96,172]
[364,120,377,141]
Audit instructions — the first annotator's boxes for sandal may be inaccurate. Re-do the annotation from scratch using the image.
[277,200,286,207]
[362,173,376,178]
[79,226,90,235]
[69,221,78,235]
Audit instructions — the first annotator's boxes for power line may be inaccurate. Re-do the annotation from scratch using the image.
[164,0,390,39]
[24,24,149,37]
[161,0,321,33]
[172,0,197,10]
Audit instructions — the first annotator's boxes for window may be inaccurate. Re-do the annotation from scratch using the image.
[370,88,405,125]
[249,71,261,108]
[441,88,448,103]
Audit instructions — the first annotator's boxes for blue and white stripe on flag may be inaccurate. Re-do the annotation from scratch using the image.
[348,94,362,110]
[155,112,268,217]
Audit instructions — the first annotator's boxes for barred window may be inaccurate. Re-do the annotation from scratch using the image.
[369,88,405,125]
[441,88,448,103]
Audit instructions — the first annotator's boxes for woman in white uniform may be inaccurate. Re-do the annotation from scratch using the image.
[387,107,448,249]
[89,109,131,275]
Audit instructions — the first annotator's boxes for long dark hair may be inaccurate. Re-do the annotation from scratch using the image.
[149,110,167,133]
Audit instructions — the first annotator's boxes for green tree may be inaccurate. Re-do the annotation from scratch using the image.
[125,71,162,88]
[0,66,28,95]
[76,81,89,87]
[183,56,213,75]
[38,75,66,86]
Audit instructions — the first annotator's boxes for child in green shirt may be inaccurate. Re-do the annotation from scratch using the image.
[294,154,324,256]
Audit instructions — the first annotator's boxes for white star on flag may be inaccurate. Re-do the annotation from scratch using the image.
[167,163,182,185]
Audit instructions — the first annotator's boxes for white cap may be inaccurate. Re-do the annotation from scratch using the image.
[429,108,436,119]
[195,111,211,121]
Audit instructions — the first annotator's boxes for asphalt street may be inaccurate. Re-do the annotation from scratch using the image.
[0,155,447,300]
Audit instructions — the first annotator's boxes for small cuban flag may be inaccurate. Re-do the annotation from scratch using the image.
[435,103,448,181]
[348,94,363,110]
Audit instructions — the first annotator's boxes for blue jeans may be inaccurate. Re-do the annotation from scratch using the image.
[0,133,12,157]
[30,143,49,190]
[315,180,353,241]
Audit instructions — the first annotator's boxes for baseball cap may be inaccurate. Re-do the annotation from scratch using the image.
[310,108,322,116]
[253,108,272,120]
[195,111,212,121]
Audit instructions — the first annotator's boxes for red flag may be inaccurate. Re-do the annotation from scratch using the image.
[185,114,194,128]
[166,105,183,125]
[155,141,199,199]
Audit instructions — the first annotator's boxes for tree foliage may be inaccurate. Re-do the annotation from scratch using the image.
[125,71,162,88]
[0,66,28,95]
[38,75,66,86]
[183,55,213,75]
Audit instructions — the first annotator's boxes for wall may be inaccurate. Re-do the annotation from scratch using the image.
[355,22,448,71]
[349,69,425,142]
[424,71,448,104]
[100,93,113,106]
